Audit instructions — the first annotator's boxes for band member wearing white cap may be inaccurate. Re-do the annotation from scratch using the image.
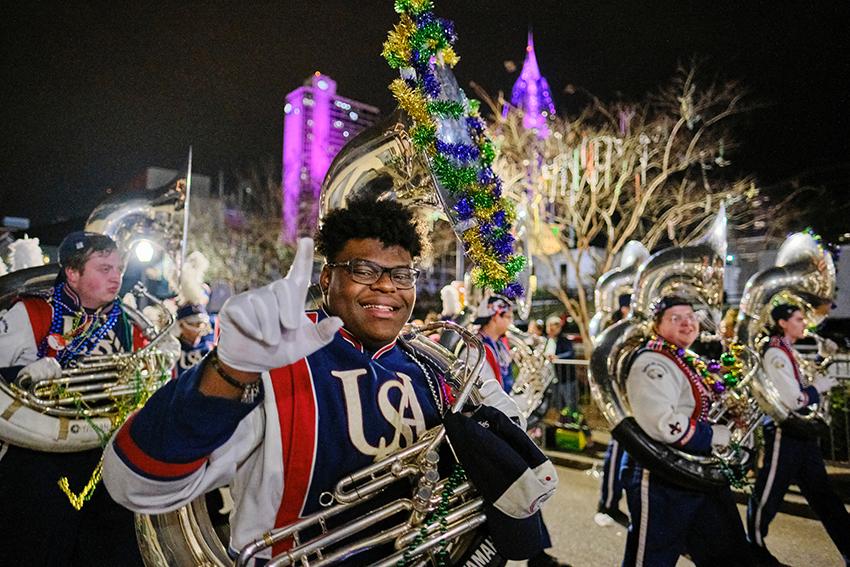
[472,293,517,393]
[747,303,850,566]
[0,230,145,566]
[461,293,570,567]
[621,295,751,566]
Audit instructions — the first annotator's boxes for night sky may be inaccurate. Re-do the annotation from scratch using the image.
[2,1,848,235]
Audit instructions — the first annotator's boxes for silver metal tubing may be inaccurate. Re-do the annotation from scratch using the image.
[372,513,489,567]
[264,500,413,567]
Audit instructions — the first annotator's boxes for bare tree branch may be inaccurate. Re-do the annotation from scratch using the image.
[484,64,794,354]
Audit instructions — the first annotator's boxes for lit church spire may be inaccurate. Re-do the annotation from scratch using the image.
[504,30,556,137]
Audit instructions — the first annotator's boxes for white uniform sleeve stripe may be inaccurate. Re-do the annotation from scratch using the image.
[753,427,782,546]
[604,440,618,509]
[636,468,651,567]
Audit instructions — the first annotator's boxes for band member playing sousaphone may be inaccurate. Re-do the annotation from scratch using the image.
[591,241,649,530]
[0,231,146,566]
[104,195,555,565]
[746,303,850,566]
[621,295,753,567]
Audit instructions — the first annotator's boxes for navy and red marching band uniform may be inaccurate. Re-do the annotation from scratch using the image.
[621,339,751,566]
[747,336,850,564]
[105,309,452,561]
[0,284,146,566]
[480,333,514,392]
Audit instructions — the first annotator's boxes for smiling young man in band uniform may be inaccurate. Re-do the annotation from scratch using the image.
[103,196,525,563]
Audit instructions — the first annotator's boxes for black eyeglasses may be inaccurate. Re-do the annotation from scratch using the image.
[326,259,420,289]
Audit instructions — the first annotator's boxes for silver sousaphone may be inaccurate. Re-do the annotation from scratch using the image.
[588,240,650,342]
[736,231,837,437]
[0,178,184,452]
[588,205,762,490]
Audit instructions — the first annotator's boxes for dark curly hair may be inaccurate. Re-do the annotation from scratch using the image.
[315,194,423,262]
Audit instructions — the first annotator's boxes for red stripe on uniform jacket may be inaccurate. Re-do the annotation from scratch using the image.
[483,343,503,387]
[19,297,53,355]
[270,358,317,555]
[114,413,208,478]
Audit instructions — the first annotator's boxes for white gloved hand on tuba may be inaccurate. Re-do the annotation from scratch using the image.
[813,375,838,395]
[17,357,62,381]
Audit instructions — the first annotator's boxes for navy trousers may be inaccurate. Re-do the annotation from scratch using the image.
[598,439,626,513]
[747,424,850,563]
[0,443,144,566]
[621,460,752,567]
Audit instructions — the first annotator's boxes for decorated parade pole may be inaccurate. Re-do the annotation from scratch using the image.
[178,146,193,285]
[382,0,525,299]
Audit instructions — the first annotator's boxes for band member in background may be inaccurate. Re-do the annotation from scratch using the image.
[594,296,631,528]
[622,295,751,566]
[0,231,144,566]
[103,196,540,563]
[471,294,517,393]
[747,303,850,566]
[612,293,631,324]
[463,294,571,567]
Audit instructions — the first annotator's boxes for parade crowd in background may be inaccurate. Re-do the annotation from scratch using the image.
[2,192,848,566]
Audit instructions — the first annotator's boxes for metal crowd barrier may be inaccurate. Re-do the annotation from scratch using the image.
[549,353,850,467]
[548,358,592,418]
[822,354,850,466]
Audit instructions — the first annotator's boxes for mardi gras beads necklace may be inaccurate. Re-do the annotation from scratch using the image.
[650,336,754,489]
[39,283,122,366]
[650,335,746,396]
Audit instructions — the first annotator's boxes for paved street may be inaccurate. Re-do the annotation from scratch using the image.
[506,465,845,567]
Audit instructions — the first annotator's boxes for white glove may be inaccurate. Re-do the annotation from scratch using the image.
[817,338,839,358]
[813,375,838,394]
[17,357,62,382]
[217,238,343,373]
[710,424,732,450]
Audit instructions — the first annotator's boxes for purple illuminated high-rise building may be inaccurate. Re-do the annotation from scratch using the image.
[503,31,556,138]
[281,73,380,242]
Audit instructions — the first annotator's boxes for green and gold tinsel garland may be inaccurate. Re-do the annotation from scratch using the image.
[382,1,525,298]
